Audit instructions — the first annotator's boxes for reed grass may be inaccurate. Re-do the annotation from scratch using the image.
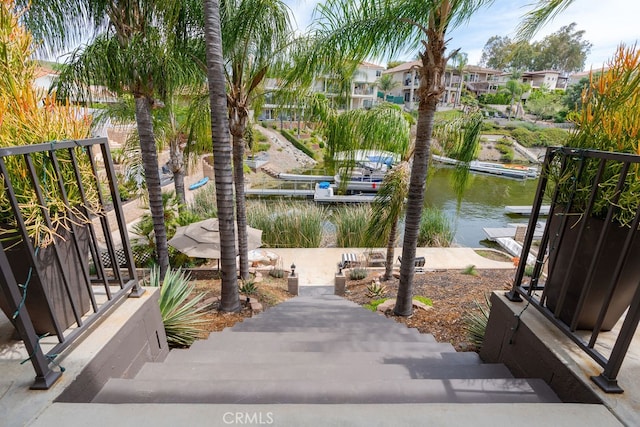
[246,201,325,248]
[332,205,372,248]
[418,207,455,247]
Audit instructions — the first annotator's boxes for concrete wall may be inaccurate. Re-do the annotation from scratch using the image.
[481,292,602,404]
[56,288,169,403]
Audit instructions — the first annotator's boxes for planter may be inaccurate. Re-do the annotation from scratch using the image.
[545,213,640,330]
[0,225,91,335]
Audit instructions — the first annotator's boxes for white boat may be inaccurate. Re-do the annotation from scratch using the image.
[333,150,399,192]
[432,155,539,179]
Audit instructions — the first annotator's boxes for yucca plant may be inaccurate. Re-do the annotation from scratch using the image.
[465,293,492,351]
[148,266,208,348]
[366,280,387,298]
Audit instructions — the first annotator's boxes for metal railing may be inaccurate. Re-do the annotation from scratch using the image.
[507,146,640,393]
[0,137,140,389]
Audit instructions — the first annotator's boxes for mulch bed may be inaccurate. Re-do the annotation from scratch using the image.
[343,268,517,352]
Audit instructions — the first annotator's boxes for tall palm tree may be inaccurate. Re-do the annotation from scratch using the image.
[203,0,240,312]
[451,51,468,107]
[366,160,410,280]
[221,0,293,280]
[23,0,204,279]
[307,0,493,316]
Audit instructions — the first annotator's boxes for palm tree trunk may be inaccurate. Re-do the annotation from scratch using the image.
[230,113,249,280]
[203,0,240,312]
[395,29,446,316]
[169,139,186,206]
[383,220,397,281]
[134,95,170,279]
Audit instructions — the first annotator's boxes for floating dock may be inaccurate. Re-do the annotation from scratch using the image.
[505,205,550,216]
[432,155,539,179]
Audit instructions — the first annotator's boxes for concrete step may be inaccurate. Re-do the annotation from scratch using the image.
[93,378,560,404]
[215,331,435,342]
[230,319,418,332]
[134,361,514,382]
[33,402,625,427]
[189,338,455,353]
[163,349,482,366]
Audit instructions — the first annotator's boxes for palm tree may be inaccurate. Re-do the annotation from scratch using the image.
[517,0,576,39]
[221,0,293,280]
[366,161,410,280]
[23,1,205,279]
[203,0,240,312]
[307,0,493,316]
[451,51,468,107]
[503,78,529,120]
[376,74,400,103]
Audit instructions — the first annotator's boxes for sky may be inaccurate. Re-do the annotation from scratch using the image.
[284,0,640,71]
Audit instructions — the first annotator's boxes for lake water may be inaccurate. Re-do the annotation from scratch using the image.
[424,167,540,247]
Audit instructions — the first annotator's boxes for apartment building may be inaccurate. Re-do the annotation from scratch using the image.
[258,62,385,121]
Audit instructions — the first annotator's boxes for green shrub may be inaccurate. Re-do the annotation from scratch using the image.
[147,267,208,347]
[255,142,271,152]
[280,129,315,159]
[349,268,368,280]
[269,268,285,278]
[538,127,569,146]
[462,264,478,276]
[510,127,537,147]
[239,279,258,295]
[418,207,455,247]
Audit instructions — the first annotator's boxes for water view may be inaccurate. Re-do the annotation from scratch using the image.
[426,167,539,247]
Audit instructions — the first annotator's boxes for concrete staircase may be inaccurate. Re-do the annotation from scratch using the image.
[93,293,560,406]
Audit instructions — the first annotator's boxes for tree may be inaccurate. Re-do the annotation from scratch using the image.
[479,35,512,70]
[387,60,404,69]
[306,0,493,316]
[221,0,293,280]
[562,76,589,111]
[480,23,590,73]
[26,0,197,279]
[532,23,591,73]
[375,74,400,102]
[451,51,468,107]
[503,78,529,120]
[203,0,240,312]
[366,161,410,281]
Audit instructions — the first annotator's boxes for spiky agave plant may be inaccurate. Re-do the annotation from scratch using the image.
[148,266,208,347]
[465,292,492,351]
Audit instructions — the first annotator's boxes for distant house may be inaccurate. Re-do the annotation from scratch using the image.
[382,61,501,110]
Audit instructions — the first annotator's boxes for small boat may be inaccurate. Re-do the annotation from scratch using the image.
[189,176,209,190]
[334,150,398,192]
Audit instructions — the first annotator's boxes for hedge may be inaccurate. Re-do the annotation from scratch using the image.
[281,129,315,159]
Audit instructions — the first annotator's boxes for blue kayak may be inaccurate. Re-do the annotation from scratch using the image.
[189,176,209,190]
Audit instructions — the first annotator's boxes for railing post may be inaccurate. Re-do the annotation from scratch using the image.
[0,239,61,389]
[591,275,640,393]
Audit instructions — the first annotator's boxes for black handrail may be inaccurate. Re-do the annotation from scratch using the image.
[0,137,140,389]
[508,146,640,393]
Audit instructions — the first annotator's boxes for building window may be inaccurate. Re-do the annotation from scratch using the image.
[376,70,382,77]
